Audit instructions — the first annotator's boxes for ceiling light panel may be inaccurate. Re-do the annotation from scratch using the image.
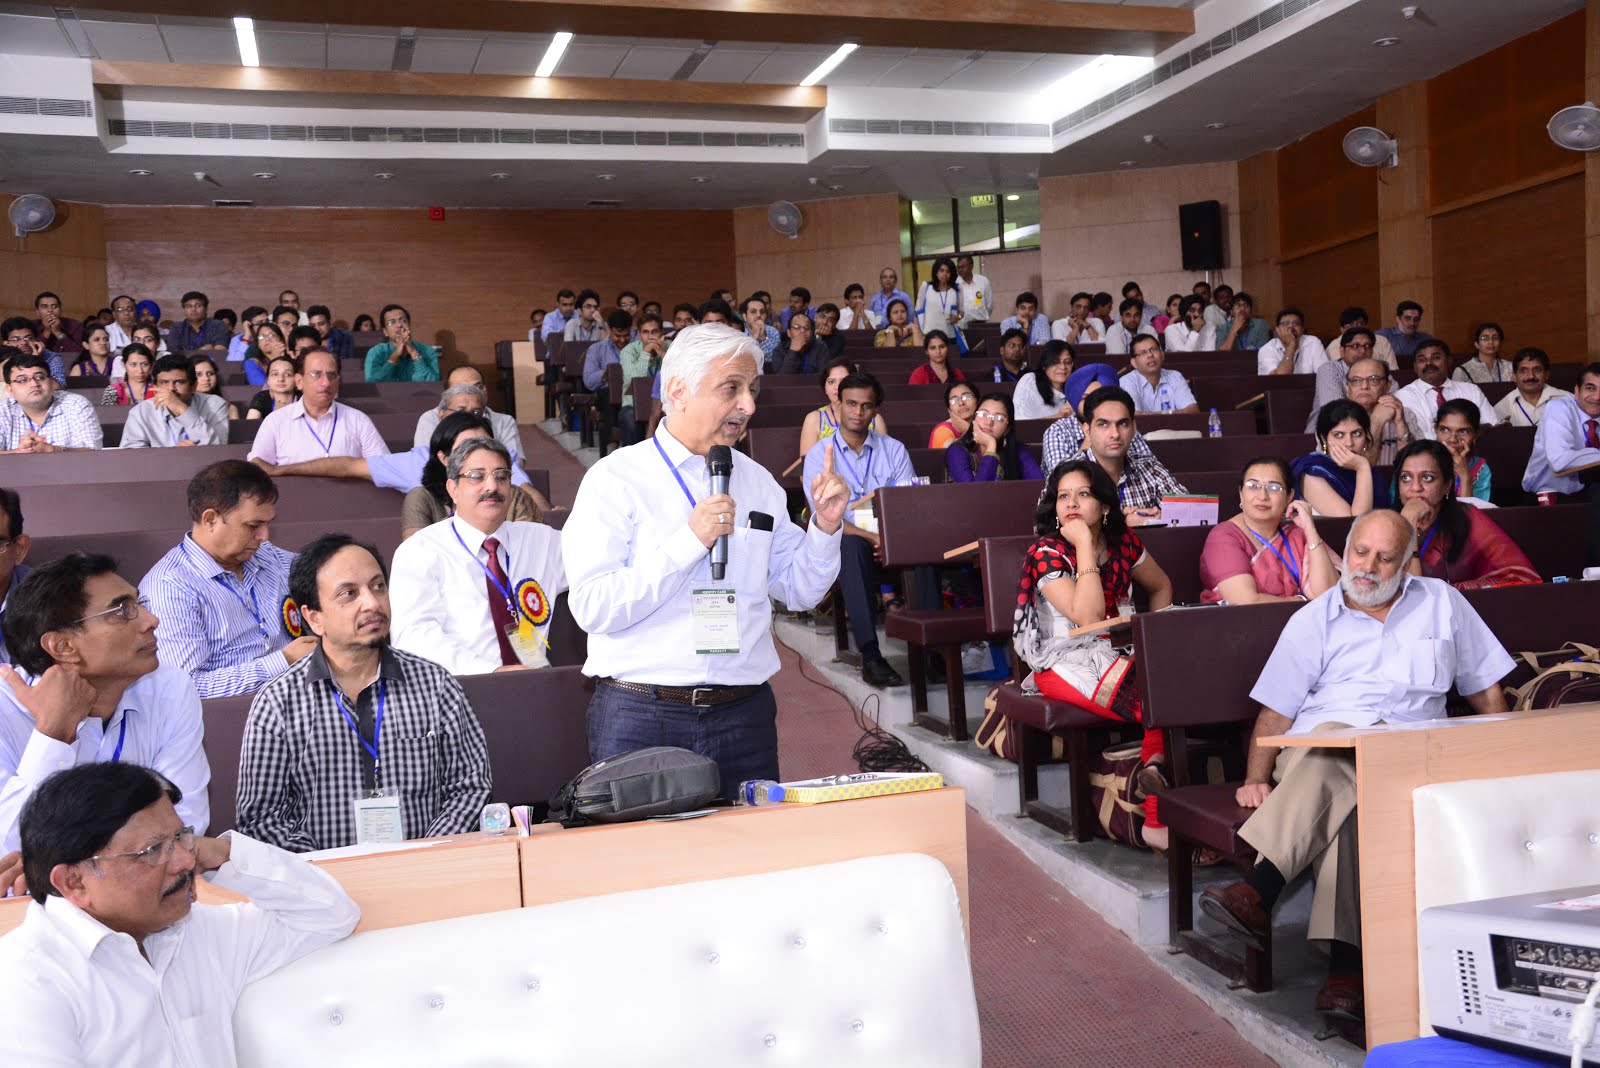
[798,43,857,87]
[549,42,628,79]
[232,17,258,67]
[748,48,836,86]
[472,35,556,75]
[534,30,574,77]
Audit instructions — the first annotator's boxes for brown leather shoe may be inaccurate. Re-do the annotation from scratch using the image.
[1316,972,1365,1020]
[1198,881,1271,949]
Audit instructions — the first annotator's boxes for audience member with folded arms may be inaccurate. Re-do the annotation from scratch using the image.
[988,328,1030,383]
[1200,458,1338,605]
[562,323,848,795]
[1432,400,1492,501]
[1012,459,1176,850]
[1012,340,1073,422]
[0,553,210,853]
[1119,333,1198,414]
[402,413,542,539]
[248,350,386,466]
[1200,509,1513,1023]
[798,356,887,458]
[1293,400,1383,517]
[138,462,312,699]
[928,380,977,449]
[363,304,439,383]
[412,367,524,462]
[166,291,230,355]
[1065,386,1185,526]
[68,324,114,379]
[236,532,492,851]
[190,354,241,420]
[0,350,102,453]
[391,438,566,674]
[1495,346,1569,427]
[1393,339,1497,437]
[945,393,1044,484]
[0,489,31,668]
[874,298,923,349]
[119,354,229,449]
[0,761,360,1066]
[908,330,965,386]
[1393,440,1536,589]
[2,318,67,384]
[1041,363,1159,469]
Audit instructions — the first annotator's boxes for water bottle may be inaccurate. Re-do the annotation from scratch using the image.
[1208,407,1222,438]
[1159,385,1173,414]
[993,366,1003,383]
[736,779,786,806]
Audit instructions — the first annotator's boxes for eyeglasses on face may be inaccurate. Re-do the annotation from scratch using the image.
[1345,375,1385,387]
[974,411,1009,424]
[455,469,513,485]
[1242,479,1286,494]
[9,373,50,386]
[68,596,151,627]
[302,370,340,381]
[87,826,195,870]
[947,393,976,407]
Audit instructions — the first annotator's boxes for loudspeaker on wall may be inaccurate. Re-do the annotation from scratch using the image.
[1178,200,1224,271]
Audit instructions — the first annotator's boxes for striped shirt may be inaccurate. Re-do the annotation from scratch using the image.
[139,536,297,698]
[0,392,103,451]
[236,646,492,852]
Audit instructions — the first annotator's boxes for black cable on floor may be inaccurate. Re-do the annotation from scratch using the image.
[783,620,928,774]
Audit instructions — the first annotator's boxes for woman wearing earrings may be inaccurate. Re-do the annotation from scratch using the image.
[1291,399,1384,516]
[1392,440,1537,589]
[1200,456,1339,604]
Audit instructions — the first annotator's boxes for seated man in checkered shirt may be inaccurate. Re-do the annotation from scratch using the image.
[1062,386,1188,527]
[0,350,102,454]
[235,533,491,852]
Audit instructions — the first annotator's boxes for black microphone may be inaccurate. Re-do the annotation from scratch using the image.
[708,445,733,580]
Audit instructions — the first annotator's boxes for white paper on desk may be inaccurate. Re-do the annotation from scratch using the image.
[1160,495,1219,527]
[300,839,455,863]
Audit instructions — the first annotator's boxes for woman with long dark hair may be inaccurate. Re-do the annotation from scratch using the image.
[402,411,541,539]
[1292,399,1383,516]
[945,392,1044,483]
[914,256,961,336]
[1391,439,1537,589]
[1011,340,1073,421]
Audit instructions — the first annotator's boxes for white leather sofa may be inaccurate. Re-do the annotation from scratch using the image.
[234,852,982,1067]
[1413,768,1600,1031]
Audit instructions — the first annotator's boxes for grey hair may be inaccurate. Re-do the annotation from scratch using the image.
[658,322,762,417]
[437,383,486,414]
[1345,509,1417,570]
[445,436,510,481]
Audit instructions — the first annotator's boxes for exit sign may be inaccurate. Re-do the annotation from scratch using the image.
[968,194,996,208]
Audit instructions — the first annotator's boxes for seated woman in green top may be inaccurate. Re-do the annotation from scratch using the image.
[364,302,441,382]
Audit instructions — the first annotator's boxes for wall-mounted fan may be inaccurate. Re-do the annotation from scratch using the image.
[1342,127,1399,177]
[767,200,803,240]
[7,193,56,238]
[1548,103,1600,153]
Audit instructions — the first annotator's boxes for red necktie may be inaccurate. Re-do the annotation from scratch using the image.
[1587,420,1599,450]
[481,536,519,667]
[1433,387,1445,409]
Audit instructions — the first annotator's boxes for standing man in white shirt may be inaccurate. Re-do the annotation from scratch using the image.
[0,761,359,1068]
[562,323,849,797]
[1257,307,1329,376]
[391,438,565,675]
[1494,347,1571,427]
[1522,363,1600,565]
[120,354,230,448]
[955,254,993,328]
[1391,339,1497,438]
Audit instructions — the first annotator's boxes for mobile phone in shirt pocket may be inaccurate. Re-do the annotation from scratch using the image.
[729,524,774,587]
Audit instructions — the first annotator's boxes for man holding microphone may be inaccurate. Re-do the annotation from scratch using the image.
[562,322,849,797]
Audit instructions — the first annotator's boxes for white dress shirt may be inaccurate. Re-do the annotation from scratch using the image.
[1250,575,1513,736]
[1256,335,1329,376]
[1163,321,1216,352]
[838,306,881,331]
[1203,303,1229,334]
[0,665,209,851]
[562,422,842,686]
[1523,395,1600,495]
[0,831,359,1068]
[1495,384,1572,428]
[1051,317,1104,345]
[1118,368,1197,413]
[1392,378,1497,439]
[390,516,567,676]
[1103,322,1138,357]
[956,274,993,324]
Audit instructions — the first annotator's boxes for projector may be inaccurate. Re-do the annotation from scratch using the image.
[1421,884,1600,1065]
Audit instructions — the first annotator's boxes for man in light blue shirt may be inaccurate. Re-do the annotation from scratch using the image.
[1118,333,1198,414]
[998,291,1051,345]
[140,461,314,698]
[583,310,638,452]
[1523,364,1600,565]
[1199,510,1513,1021]
[868,267,913,320]
[802,370,914,689]
[540,289,575,342]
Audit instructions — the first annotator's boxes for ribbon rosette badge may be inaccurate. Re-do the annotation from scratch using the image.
[281,596,304,638]
[514,578,550,626]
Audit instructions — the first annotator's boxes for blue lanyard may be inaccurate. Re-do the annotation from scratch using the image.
[302,407,339,454]
[834,441,874,498]
[169,417,189,447]
[331,679,386,779]
[451,523,520,620]
[1515,397,1534,425]
[1248,528,1301,594]
[213,573,268,641]
[653,435,699,509]
[1420,524,1438,559]
[108,712,128,762]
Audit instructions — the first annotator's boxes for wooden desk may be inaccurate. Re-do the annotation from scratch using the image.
[520,787,971,931]
[509,339,544,422]
[1260,705,1600,1046]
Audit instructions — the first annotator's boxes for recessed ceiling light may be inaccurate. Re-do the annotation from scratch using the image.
[1119,160,1137,167]
[1205,121,1228,130]
[595,173,617,182]
[490,171,512,180]
[799,43,857,87]
[252,171,276,180]
[233,16,259,68]
[690,175,712,184]
[535,31,573,78]
[1005,193,1020,201]
[373,172,395,180]
[1373,36,1400,47]
[128,168,152,176]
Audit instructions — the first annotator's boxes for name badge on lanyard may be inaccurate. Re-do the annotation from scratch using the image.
[333,680,404,844]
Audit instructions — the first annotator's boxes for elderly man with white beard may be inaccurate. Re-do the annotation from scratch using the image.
[1194,509,1513,1024]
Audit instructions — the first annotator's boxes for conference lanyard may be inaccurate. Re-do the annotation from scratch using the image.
[834,441,874,499]
[168,416,189,447]
[1516,398,1535,426]
[1249,528,1301,593]
[303,407,339,454]
[451,523,520,622]
[214,574,268,641]
[653,435,699,509]
[107,713,128,763]
[331,679,386,781]
[1420,524,1438,559]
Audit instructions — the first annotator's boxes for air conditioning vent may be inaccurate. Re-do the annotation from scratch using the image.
[0,96,92,117]
[585,199,622,207]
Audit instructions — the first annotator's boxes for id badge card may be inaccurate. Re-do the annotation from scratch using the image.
[691,588,740,655]
[506,618,550,669]
[353,789,404,845]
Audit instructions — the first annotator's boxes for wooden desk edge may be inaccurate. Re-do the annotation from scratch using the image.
[944,540,979,560]
[1261,704,1600,748]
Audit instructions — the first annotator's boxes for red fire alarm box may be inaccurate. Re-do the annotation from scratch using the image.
[428,206,445,221]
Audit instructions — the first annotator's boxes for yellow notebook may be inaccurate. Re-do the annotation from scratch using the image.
[777,772,944,805]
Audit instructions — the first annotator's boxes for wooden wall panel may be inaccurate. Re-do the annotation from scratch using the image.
[1432,173,1586,360]
[1277,104,1378,260]
[1586,0,1600,360]
[1428,13,1585,213]
[102,206,735,383]
[0,195,108,321]
[733,194,903,309]
[1279,234,1379,342]
[1237,149,1282,315]
[1376,83,1434,327]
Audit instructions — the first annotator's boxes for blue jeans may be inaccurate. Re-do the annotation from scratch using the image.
[586,682,779,801]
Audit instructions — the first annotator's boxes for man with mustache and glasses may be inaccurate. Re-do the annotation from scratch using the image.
[236,533,490,852]
[0,554,208,882]
[0,762,359,1067]
[1198,510,1513,1023]
[390,438,565,675]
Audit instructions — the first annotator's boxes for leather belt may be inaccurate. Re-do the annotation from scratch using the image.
[601,679,762,707]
